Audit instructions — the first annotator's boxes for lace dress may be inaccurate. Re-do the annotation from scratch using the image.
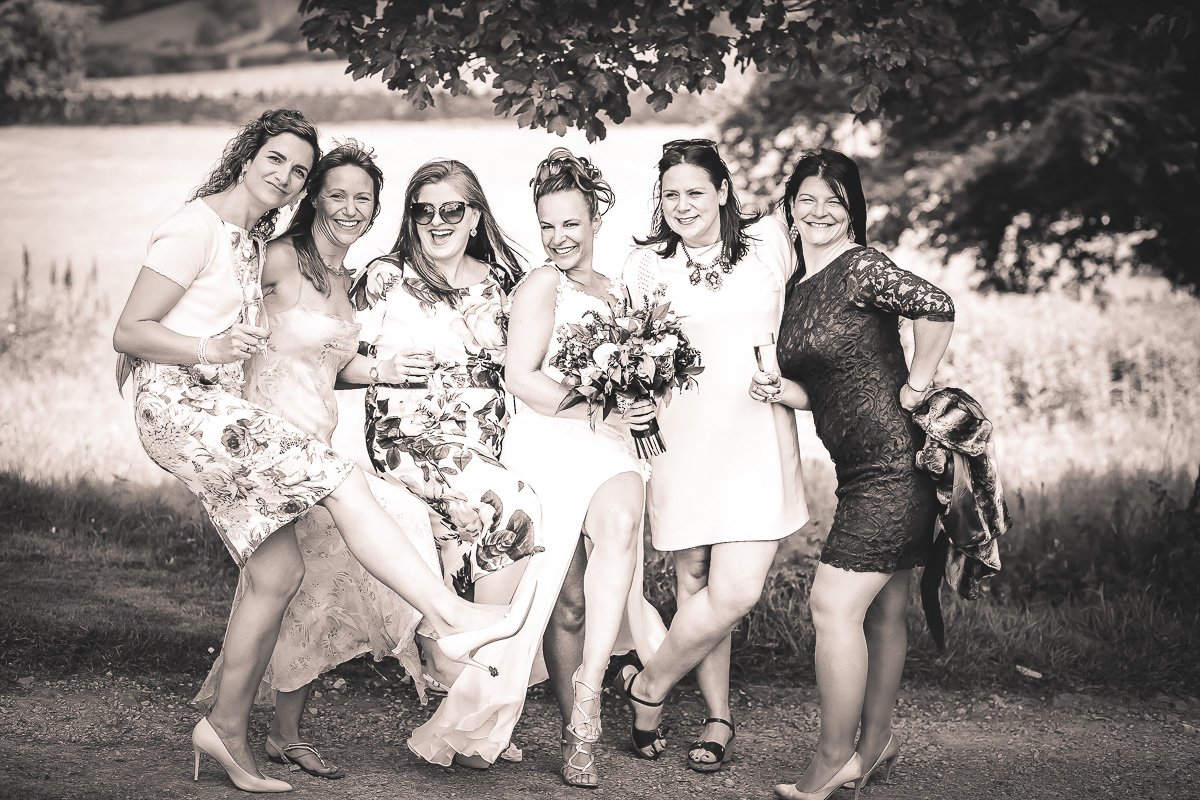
[351,260,541,596]
[193,298,441,709]
[407,266,666,766]
[777,246,955,572]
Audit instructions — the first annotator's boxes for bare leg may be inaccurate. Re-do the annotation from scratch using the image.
[207,524,305,777]
[673,546,733,765]
[319,469,503,635]
[577,472,644,700]
[791,563,891,792]
[268,684,340,775]
[543,536,588,722]
[632,540,779,736]
[856,570,910,766]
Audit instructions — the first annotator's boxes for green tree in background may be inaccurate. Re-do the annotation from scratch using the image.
[300,0,1197,291]
[0,0,97,103]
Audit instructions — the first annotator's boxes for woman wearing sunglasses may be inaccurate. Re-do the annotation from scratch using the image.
[351,159,543,768]
[615,139,808,772]
[501,147,667,789]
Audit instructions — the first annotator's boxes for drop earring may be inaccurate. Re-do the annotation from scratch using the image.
[470,226,478,237]
[237,169,246,185]
[788,223,800,240]
[847,221,856,241]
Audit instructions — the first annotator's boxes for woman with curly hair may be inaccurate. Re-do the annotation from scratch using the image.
[113,111,528,793]
[194,141,444,781]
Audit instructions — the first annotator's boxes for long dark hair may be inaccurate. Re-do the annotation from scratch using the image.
[383,159,524,306]
[530,147,615,218]
[275,140,384,297]
[781,148,868,277]
[634,140,760,264]
[189,108,321,240]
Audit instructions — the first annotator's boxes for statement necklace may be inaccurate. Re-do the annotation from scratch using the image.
[681,240,733,291]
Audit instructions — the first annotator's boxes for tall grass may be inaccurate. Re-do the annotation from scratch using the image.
[3,254,1199,693]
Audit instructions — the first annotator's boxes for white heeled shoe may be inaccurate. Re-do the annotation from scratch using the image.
[192,718,292,793]
[774,753,864,800]
[437,576,539,676]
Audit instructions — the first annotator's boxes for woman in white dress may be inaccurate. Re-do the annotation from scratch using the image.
[500,148,666,788]
[616,138,809,771]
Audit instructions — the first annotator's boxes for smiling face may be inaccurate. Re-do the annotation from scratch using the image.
[313,165,377,248]
[242,132,314,209]
[537,190,598,272]
[790,175,851,249]
[413,180,480,264]
[660,163,728,247]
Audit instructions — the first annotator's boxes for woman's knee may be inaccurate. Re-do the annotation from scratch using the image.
[808,583,866,630]
[674,548,710,592]
[549,580,586,634]
[709,577,766,620]
[243,542,305,601]
[587,508,640,550]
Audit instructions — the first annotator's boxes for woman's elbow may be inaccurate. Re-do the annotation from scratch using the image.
[112,321,133,355]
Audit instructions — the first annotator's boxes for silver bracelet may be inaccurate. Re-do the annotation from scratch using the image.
[197,335,211,365]
[905,379,931,393]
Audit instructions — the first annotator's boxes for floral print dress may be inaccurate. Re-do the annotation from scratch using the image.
[351,260,541,596]
[132,227,353,567]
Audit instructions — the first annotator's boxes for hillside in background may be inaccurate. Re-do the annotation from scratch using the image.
[85,0,321,77]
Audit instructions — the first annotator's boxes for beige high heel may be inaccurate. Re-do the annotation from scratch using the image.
[773,753,864,800]
[844,734,900,789]
[192,718,292,793]
[437,577,539,676]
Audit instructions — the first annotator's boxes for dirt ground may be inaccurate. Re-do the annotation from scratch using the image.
[2,672,1198,800]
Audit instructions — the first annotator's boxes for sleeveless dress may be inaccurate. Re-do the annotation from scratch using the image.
[351,260,541,597]
[622,217,809,551]
[193,299,441,709]
[131,207,352,567]
[407,266,666,766]
[777,246,955,572]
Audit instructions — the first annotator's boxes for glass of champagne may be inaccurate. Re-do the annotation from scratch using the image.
[752,331,779,375]
[241,285,269,352]
[404,325,436,389]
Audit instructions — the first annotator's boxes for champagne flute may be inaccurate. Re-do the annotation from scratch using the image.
[241,284,269,352]
[404,324,436,389]
[752,331,779,375]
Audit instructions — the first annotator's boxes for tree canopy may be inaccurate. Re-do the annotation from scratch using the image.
[0,0,96,104]
[299,0,1198,291]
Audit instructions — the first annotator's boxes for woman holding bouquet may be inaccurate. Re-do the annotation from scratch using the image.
[617,139,808,771]
[751,149,953,800]
[350,160,543,768]
[502,147,667,788]
[112,110,526,793]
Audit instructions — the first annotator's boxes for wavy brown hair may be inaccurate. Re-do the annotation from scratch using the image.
[530,147,615,218]
[189,108,321,240]
[275,140,384,297]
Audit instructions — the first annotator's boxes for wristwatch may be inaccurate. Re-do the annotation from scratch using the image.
[368,364,380,384]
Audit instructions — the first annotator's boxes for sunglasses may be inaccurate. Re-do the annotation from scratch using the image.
[410,201,473,225]
[662,138,718,153]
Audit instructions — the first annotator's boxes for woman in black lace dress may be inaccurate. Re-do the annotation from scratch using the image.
[749,149,955,800]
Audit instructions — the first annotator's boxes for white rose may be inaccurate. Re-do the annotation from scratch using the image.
[592,342,620,368]
[643,334,678,358]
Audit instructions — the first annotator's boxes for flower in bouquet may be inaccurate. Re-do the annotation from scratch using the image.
[551,293,703,457]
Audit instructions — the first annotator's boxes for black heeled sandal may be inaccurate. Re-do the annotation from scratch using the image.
[611,665,668,760]
[686,717,735,773]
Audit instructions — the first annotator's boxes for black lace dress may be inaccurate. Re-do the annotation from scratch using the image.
[778,246,955,572]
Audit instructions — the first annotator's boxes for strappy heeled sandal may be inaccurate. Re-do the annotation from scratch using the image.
[560,667,602,788]
[686,716,735,773]
[265,735,345,779]
[611,664,668,760]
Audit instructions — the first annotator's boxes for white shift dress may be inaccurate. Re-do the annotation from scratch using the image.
[622,216,809,551]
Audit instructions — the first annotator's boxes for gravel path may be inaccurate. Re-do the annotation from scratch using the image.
[2,672,1198,800]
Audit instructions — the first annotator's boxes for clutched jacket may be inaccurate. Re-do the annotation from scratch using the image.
[912,387,1011,650]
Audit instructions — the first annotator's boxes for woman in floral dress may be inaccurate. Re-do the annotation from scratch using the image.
[113,112,518,793]
[351,160,542,767]
[194,141,444,780]
[750,149,955,800]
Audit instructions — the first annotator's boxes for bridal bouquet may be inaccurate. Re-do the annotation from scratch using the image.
[551,291,703,457]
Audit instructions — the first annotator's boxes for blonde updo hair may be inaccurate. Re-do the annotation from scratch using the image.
[530,147,615,217]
